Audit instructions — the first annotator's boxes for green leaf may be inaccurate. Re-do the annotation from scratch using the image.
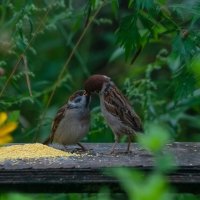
[108,47,124,62]
[110,168,171,200]
[0,61,7,67]
[129,0,155,9]
[189,54,200,86]
[172,69,196,101]
[7,110,20,122]
[111,0,119,17]
[4,193,33,200]
[155,152,176,173]
[137,122,171,153]
[116,14,141,58]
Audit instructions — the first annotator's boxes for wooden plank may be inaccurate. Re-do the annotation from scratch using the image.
[0,142,200,193]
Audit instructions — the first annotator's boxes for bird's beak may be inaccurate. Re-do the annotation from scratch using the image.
[83,90,90,96]
[84,90,90,108]
[83,90,87,95]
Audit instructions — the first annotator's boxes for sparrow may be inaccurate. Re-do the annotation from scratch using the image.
[43,90,91,151]
[84,75,143,153]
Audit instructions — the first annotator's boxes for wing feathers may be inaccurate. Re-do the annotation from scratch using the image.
[104,85,142,132]
[43,105,67,144]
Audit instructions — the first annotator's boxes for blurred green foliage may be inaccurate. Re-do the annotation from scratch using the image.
[137,122,171,153]
[111,169,170,200]
[0,0,200,142]
[0,0,200,199]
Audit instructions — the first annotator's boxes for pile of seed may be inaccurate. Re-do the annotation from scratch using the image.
[0,143,76,161]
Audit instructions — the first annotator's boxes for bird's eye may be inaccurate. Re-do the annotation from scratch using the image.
[74,97,82,103]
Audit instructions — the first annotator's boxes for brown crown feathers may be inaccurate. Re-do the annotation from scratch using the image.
[84,74,110,94]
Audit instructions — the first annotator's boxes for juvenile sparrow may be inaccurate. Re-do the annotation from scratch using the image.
[84,75,143,153]
[43,90,91,151]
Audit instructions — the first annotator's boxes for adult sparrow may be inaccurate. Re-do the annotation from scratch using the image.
[84,75,143,153]
[43,90,91,151]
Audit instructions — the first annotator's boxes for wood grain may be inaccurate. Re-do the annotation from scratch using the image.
[0,142,200,193]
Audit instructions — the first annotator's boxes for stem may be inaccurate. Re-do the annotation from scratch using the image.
[0,8,50,97]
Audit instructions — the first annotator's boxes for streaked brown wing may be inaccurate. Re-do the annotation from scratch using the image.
[46,105,67,143]
[104,86,142,132]
[52,105,66,133]
[124,109,142,132]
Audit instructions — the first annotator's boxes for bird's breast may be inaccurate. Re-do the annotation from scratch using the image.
[100,95,122,132]
[53,109,90,145]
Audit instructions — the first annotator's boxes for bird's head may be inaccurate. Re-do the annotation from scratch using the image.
[84,74,111,95]
[68,90,90,109]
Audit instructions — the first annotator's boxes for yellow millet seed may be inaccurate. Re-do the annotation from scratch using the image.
[0,143,77,161]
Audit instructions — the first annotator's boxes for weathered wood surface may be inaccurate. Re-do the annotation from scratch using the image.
[0,142,200,193]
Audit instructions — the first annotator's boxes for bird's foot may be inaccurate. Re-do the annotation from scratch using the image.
[62,145,68,152]
[104,149,117,155]
[77,143,88,152]
[125,150,132,154]
[70,148,86,154]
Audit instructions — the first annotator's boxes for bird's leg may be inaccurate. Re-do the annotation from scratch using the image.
[77,142,88,151]
[63,145,68,152]
[110,136,119,154]
[126,135,132,153]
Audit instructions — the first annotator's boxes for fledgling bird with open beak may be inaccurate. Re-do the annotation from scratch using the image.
[84,75,143,154]
[43,90,91,151]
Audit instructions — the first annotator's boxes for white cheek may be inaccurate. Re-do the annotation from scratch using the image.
[68,101,76,107]
[103,75,110,80]
[78,96,88,108]
[80,97,86,105]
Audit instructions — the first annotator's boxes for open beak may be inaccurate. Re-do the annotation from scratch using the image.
[83,90,88,95]
[84,90,90,107]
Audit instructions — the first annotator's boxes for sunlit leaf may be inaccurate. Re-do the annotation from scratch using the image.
[0,122,17,137]
[116,14,141,59]
[0,112,7,126]
[137,122,171,153]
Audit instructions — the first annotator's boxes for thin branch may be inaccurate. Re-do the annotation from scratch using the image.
[131,46,142,65]
[84,3,92,28]
[22,55,32,97]
[0,55,22,97]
